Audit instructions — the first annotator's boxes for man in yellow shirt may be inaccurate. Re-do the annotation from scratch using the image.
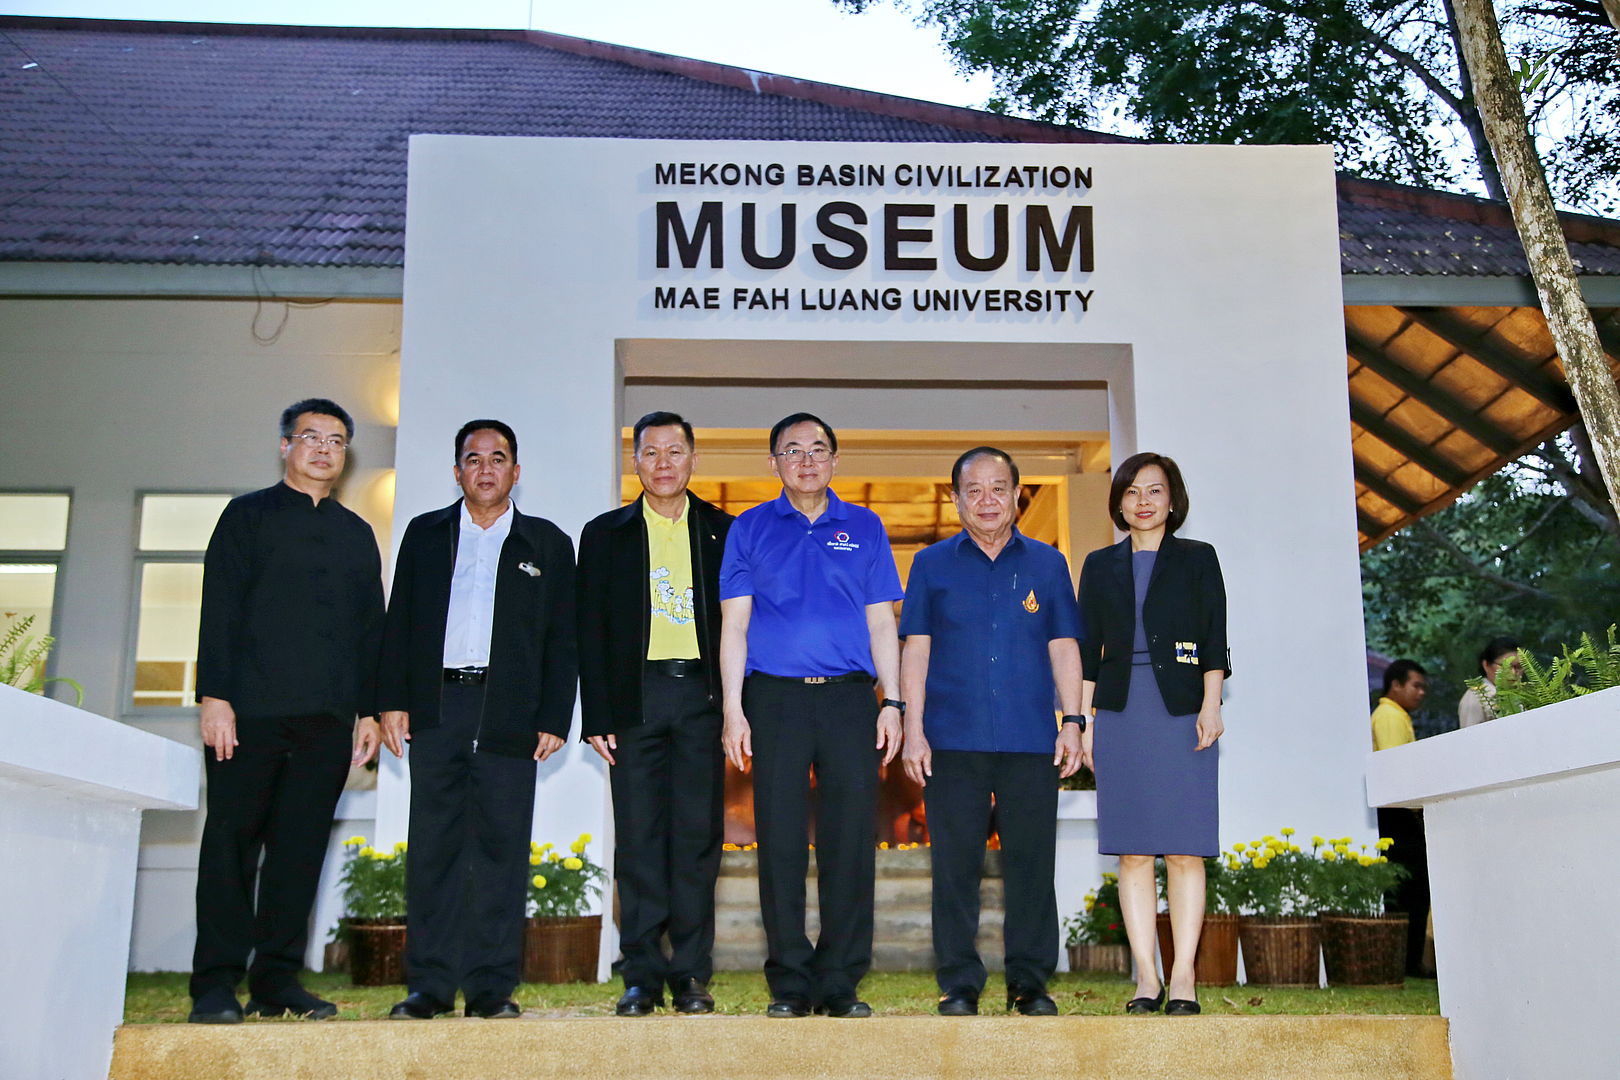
[577,412,733,1016]
[1370,659,1427,750]
[1369,657,1430,976]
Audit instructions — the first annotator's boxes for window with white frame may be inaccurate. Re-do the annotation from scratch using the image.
[130,494,232,709]
[0,492,71,686]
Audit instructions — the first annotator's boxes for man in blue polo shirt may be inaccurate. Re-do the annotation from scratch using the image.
[719,412,904,1020]
[898,446,1083,1017]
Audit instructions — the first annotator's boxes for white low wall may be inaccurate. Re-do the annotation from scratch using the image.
[1365,685,1620,1080]
[0,685,198,1080]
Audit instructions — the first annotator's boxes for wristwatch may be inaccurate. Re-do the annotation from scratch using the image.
[1061,713,1087,733]
[881,698,907,716]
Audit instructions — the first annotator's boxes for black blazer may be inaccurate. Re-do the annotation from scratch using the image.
[1077,535,1230,716]
[575,492,732,738]
[376,500,579,757]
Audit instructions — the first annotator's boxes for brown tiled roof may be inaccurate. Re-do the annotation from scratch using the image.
[3,16,1619,275]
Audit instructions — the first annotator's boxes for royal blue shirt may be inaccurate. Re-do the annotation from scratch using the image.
[720,489,903,678]
[898,529,1079,753]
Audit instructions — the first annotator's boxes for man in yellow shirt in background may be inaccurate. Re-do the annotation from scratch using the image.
[1369,657,1430,976]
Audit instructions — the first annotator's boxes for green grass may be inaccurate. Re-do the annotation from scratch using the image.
[124,970,1438,1023]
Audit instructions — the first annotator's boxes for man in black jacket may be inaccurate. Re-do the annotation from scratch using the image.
[577,411,732,1016]
[378,419,578,1020]
[189,397,384,1024]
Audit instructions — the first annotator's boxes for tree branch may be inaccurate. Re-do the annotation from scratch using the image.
[1411,519,1557,601]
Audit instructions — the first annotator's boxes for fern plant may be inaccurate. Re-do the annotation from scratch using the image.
[1477,624,1620,717]
[1,614,84,706]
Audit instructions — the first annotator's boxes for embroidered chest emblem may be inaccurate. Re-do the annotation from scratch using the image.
[1175,641,1199,664]
[1022,590,1039,613]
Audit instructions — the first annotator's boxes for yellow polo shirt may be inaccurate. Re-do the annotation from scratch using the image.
[644,498,700,660]
[1370,696,1415,751]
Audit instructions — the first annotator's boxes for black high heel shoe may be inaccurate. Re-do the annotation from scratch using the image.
[1124,987,1165,1014]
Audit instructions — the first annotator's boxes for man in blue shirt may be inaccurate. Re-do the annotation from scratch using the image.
[898,447,1083,1017]
[719,413,904,1019]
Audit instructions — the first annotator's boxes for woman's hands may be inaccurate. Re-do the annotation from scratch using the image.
[1194,702,1224,750]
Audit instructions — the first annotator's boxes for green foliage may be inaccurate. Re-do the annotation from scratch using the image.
[839,0,1620,212]
[1361,451,1620,732]
[1482,624,1620,716]
[1065,870,1127,945]
[527,834,607,919]
[1309,836,1407,917]
[336,836,407,923]
[1,613,83,706]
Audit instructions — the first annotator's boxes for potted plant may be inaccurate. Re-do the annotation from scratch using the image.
[524,833,606,983]
[1065,872,1130,974]
[335,836,408,985]
[1153,856,1243,985]
[1312,835,1409,986]
[2,614,83,705]
[1231,828,1322,986]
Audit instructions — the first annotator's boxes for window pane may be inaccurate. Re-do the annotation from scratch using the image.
[0,565,58,660]
[132,562,204,708]
[139,495,231,552]
[0,494,70,550]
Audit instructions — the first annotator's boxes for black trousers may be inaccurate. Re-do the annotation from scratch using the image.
[745,675,879,1004]
[405,684,538,1005]
[609,668,724,991]
[925,750,1059,993]
[190,713,352,1001]
[1377,806,1431,976]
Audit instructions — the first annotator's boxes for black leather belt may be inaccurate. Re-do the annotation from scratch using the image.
[645,658,703,678]
[752,671,873,686]
[443,666,488,685]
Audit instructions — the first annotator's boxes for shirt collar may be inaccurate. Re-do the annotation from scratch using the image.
[460,499,515,534]
[770,487,849,522]
[1376,696,1411,720]
[951,526,1026,560]
[642,495,688,529]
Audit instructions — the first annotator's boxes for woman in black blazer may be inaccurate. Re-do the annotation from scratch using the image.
[1077,452,1228,1016]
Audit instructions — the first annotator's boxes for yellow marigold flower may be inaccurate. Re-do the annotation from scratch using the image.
[539,843,554,853]
[530,853,543,866]
[344,835,367,847]
[723,843,738,851]
[579,832,593,843]
[1311,835,1325,847]
[1227,858,1241,871]
[1102,872,1118,882]
[359,846,377,858]
[1375,838,1394,851]
[394,841,408,853]
[879,842,890,849]
[1289,843,1301,853]
[563,857,584,871]
[548,852,562,863]
[1322,850,1338,861]
[1280,827,1296,837]
[1262,835,1276,844]
[1376,856,1389,864]
[532,874,547,889]
[530,841,542,852]
[1233,842,1247,852]
[1339,837,1354,846]
[570,839,588,855]
[375,852,395,861]
[1358,855,1374,866]
[1252,857,1270,869]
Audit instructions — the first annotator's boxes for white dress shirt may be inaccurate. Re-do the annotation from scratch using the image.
[443,500,514,668]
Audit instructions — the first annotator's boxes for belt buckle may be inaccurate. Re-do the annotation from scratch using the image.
[803,676,827,685]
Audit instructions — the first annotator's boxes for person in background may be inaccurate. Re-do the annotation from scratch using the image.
[1457,637,1521,728]
[1370,658,1431,977]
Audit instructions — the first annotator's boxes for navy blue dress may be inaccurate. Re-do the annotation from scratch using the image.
[1094,549,1219,857]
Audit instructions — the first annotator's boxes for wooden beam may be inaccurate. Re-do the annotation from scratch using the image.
[1354,461,1425,514]
[1358,509,1389,541]
[1346,334,1519,455]
[1349,399,1470,487]
[1398,307,1576,412]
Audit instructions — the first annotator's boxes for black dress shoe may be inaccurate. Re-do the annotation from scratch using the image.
[616,986,664,1017]
[1125,987,1166,1014]
[1165,997,1202,1016]
[244,985,337,1019]
[766,996,810,1018]
[465,996,522,1019]
[389,992,454,1020]
[815,995,873,1018]
[1006,983,1058,1016]
[670,977,714,1014]
[937,986,980,1016]
[187,988,244,1024]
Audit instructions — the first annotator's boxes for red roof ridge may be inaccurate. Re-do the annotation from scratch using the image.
[1337,173,1620,248]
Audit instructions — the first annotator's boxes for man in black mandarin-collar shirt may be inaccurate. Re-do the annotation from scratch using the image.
[188,397,384,1024]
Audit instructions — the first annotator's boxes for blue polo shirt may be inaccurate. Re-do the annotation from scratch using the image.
[720,489,903,678]
[898,529,1080,753]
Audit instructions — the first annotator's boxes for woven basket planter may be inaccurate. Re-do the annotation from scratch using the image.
[523,915,602,983]
[1067,943,1131,975]
[1156,912,1241,985]
[345,918,407,986]
[1321,913,1408,986]
[1238,917,1321,986]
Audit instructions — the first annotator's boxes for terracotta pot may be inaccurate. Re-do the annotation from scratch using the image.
[1154,912,1241,985]
[1238,917,1321,986]
[523,915,602,983]
[1067,942,1130,975]
[1321,913,1408,986]
[345,918,407,986]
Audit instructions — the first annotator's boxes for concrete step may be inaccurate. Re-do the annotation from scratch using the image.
[112,1016,1454,1080]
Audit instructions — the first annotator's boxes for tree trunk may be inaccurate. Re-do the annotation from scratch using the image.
[1450,0,1620,522]
[1439,0,1506,200]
